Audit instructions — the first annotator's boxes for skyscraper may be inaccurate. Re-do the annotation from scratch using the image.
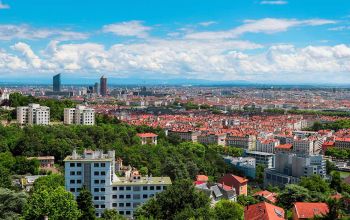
[53,73,61,92]
[100,76,107,96]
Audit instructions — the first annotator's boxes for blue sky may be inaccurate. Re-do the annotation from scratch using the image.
[0,0,349,84]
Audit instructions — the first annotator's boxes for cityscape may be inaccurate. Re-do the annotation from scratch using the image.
[0,0,350,220]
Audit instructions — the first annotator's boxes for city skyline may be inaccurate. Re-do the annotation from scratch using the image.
[0,0,349,84]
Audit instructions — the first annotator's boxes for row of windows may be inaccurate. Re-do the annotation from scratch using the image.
[94,204,106,209]
[94,171,106,176]
[94,163,106,167]
[94,179,106,184]
[94,188,106,192]
[94,196,105,200]
[70,163,82,167]
[112,185,166,191]
[111,194,153,200]
[70,187,81,192]
[70,179,82,184]
[70,171,82,175]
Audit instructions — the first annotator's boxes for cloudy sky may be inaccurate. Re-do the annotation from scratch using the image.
[0,0,349,84]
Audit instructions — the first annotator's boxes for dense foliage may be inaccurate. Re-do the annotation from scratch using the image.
[0,187,28,219]
[309,120,350,131]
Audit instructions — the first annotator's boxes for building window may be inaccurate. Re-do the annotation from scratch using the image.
[126,211,131,215]
[113,187,118,191]
[119,211,124,215]
[101,204,105,208]
[150,194,154,197]
[94,205,99,208]
[77,163,82,167]
[101,188,105,192]
[150,186,154,190]
[70,163,75,167]
[126,203,131,207]
[119,203,124,207]
[70,188,75,192]
[133,194,140,200]
[94,188,99,192]
[94,163,99,167]
[126,195,131,199]
[101,180,105,184]
[119,187,124,191]
[101,196,105,200]
[143,186,148,190]
[101,171,106,176]
[156,186,161,190]
[119,195,124,199]
[77,171,82,175]
[101,163,106,167]
[77,180,82,184]
[70,180,75,184]
[94,196,99,200]
[70,171,75,175]
[143,194,148,199]
[94,171,99,176]
[126,186,131,191]
[94,180,99,184]
[112,195,117,199]
[112,203,117,207]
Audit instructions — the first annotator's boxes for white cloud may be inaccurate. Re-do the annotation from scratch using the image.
[186,18,336,40]
[329,26,350,31]
[102,21,151,38]
[11,42,42,68]
[0,24,89,41]
[198,21,217,27]
[260,1,287,5]
[0,1,9,9]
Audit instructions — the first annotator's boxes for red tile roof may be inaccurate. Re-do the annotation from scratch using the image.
[275,144,293,149]
[253,190,278,203]
[137,133,158,138]
[244,202,284,220]
[293,202,329,219]
[196,175,209,182]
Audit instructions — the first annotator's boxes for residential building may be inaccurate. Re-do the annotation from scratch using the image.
[167,130,200,142]
[27,156,55,168]
[226,134,256,150]
[197,133,226,146]
[64,149,171,218]
[223,156,256,179]
[256,138,280,153]
[275,143,293,153]
[292,202,329,220]
[100,76,107,96]
[195,182,237,205]
[137,133,158,145]
[218,174,248,196]
[264,152,326,188]
[53,73,61,92]
[64,105,95,125]
[244,150,275,168]
[334,137,350,150]
[17,103,50,125]
[244,202,284,220]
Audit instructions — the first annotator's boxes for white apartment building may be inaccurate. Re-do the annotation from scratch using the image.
[256,138,280,154]
[17,103,50,125]
[64,150,171,218]
[64,105,95,125]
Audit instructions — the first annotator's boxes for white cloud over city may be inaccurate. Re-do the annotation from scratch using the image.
[0,18,348,83]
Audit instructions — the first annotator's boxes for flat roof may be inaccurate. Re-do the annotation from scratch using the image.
[63,156,113,162]
[112,177,172,186]
[245,151,275,156]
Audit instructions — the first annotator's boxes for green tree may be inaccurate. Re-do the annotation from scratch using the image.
[237,195,259,207]
[299,175,330,194]
[33,174,64,192]
[213,200,244,220]
[0,187,28,219]
[77,187,96,220]
[135,179,210,220]
[278,184,311,209]
[0,166,12,189]
[23,186,81,220]
[101,209,126,220]
[330,171,342,193]
[139,167,149,176]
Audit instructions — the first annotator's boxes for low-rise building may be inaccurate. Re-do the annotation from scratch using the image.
[226,134,256,150]
[137,133,158,145]
[197,133,226,146]
[256,138,280,153]
[167,130,200,142]
[223,156,256,179]
[244,202,284,220]
[27,156,55,168]
[218,174,248,196]
[244,150,275,168]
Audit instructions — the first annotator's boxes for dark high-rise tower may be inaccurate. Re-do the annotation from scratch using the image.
[53,73,61,92]
[100,76,107,96]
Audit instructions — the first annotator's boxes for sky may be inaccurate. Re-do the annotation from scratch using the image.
[0,0,349,84]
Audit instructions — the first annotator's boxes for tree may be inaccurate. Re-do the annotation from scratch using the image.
[299,175,330,194]
[23,186,81,220]
[135,179,210,220]
[0,166,12,189]
[33,174,64,192]
[278,184,311,209]
[101,209,126,220]
[77,187,96,220]
[139,167,149,176]
[237,195,259,207]
[213,200,244,220]
[330,171,342,193]
[0,187,28,219]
